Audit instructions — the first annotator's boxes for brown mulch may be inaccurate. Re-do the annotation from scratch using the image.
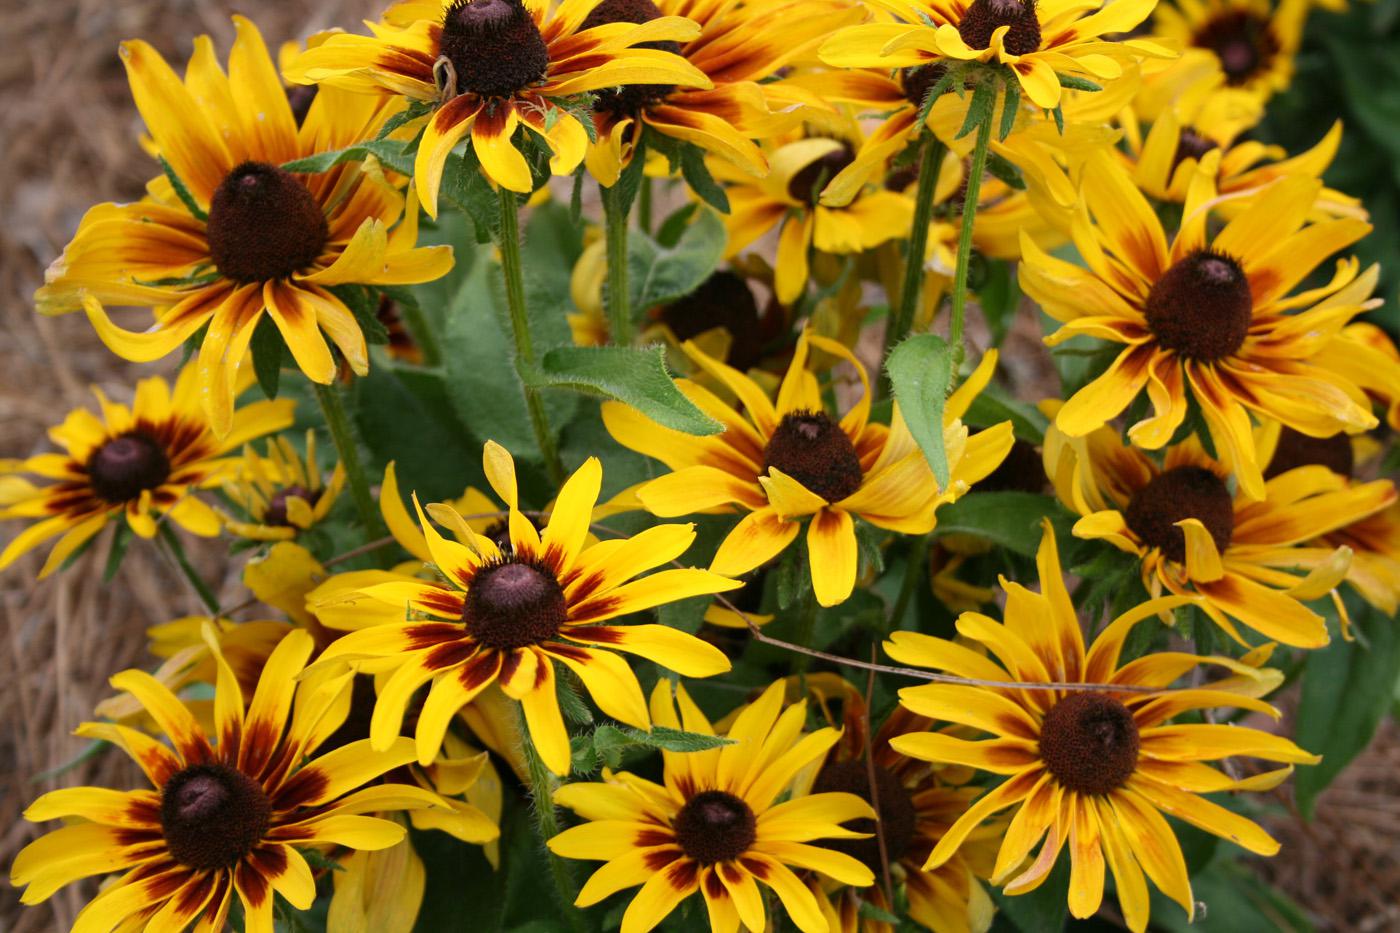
[0,1,1395,930]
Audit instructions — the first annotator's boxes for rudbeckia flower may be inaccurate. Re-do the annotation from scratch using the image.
[1021,151,1379,499]
[1043,415,1397,648]
[578,0,851,185]
[0,363,292,578]
[713,131,914,305]
[1119,74,1363,220]
[603,331,1014,606]
[1150,0,1306,106]
[35,17,454,435]
[884,523,1319,933]
[818,0,1168,111]
[285,0,713,213]
[308,441,738,774]
[783,676,997,933]
[1259,424,1400,617]
[10,626,490,932]
[220,430,346,542]
[548,679,877,933]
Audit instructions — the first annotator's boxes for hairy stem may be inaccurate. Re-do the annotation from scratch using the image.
[311,381,387,560]
[600,182,633,346]
[520,709,585,931]
[884,131,946,372]
[888,532,931,630]
[156,522,220,615]
[948,112,992,373]
[497,188,566,485]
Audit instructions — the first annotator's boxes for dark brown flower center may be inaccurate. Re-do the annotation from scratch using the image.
[673,790,757,864]
[1143,249,1253,361]
[958,0,1042,56]
[902,63,948,108]
[161,764,272,870]
[1039,692,1139,796]
[580,0,679,117]
[1124,465,1234,564]
[811,760,918,870]
[464,559,567,650]
[207,161,328,283]
[1265,427,1354,479]
[1171,126,1219,173]
[764,410,864,503]
[439,0,550,99]
[87,433,171,503]
[1194,11,1279,86]
[976,438,1046,494]
[787,145,856,205]
[264,485,320,527]
[658,271,764,371]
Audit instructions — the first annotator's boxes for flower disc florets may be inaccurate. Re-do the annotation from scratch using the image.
[673,790,757,864]
[1124,466,1235,563]
[1039,692,1140,795]
[464,559,568,650]
[439,0,550,99]
[763,410,864,502]
[1144,249,1253,361]
[811,760,918,870]
[580,0,680,116]
[958,0,1042,56]
[88,433,171,503]
[207,162,328,283]
[160,764,272,870]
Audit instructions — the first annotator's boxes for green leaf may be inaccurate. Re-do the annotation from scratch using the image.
[102,523,133,583]
[1056,73,1102,92]
[556,671,595,726]
[932,492,1070,556]
[1293,602,1400,817]
[886,333,953,487]
[963,380,1047,443]
[569,170,584,226]
[609,134,650,218]
[632,725,734,753]
[998,78,1020,141]
[441,149,501,243]
[679,144,731,214]
[627,207,728,312]
[374,99,434,140]
[249,316,283,400]
[525,345,723,436]
[281,137,417,177]
[158,157,207,221]
[353,365,480,502]
[956,78,996,140]
[985,151,1026,190]
[915,66,960,131]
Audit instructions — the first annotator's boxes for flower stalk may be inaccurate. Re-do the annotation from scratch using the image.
[948,110,993,373]
[521,711,585,932]
[156,522,220,616]
[600,181,633,346]
[312,381,387,555]
[496,187,566,485]
[884,131,946,365]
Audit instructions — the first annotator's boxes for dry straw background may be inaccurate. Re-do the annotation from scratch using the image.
[0,1,1394,930]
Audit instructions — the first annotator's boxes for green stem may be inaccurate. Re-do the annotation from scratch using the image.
[889,533,931,630]
[397,296,442,367]
[794,591,820,675]
[638,175,653,235]
[520,710,585,932]
[312,381,386,558]
[884,132,946,367]
[948,113,993,374]
[157,522,220,615]
[496,188,566,485]
[600,182,633,346]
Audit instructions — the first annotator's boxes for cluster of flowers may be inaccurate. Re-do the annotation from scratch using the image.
[6,0,1399,930]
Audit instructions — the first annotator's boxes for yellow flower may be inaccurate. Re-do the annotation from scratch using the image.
[1258,423,1400,617]
[819,0,1168,111]
[220,430,346,541]
[712,129,915,304]
[884,523,1319,933]
[309,441,738,774]
[1150,0,1307,106]
[548,679,877,933]
[783,677,998,933]
[286,0,713,213]
[1021,150,1379,499]
[35,17,453,435]
[10,625,489,932]
[604,331,1013,606]
[0,363,292,578]
[1044,415,1397,647]
[581,0,854,185]
[1121,70,1364,220]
